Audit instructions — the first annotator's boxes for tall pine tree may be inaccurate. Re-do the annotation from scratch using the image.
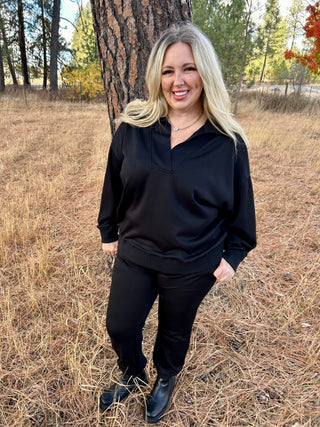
[234,0,256,113]
[0,0,18,85]
[72,2,99,67]
[17,0,30,85]
[193,0,255,87]
[259,0,281,83]
[49,0,60,90]
[27,0,53,87]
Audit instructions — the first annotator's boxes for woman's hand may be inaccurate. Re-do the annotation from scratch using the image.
[213,258,235,282]
[102,241,118,257]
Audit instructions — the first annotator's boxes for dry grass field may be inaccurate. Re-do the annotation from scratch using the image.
[0,92,319,426]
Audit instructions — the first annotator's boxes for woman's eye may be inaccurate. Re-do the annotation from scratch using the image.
[161,70,173,75]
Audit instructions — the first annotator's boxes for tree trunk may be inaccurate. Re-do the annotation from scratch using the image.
[290,22,296,51]
[0,41,5,92]
[0,13,18,85]
[260,33,270,83]
[90,0,192,135]
[50,0,61,91]
[233,0,252,114]
[233,33,248,114]
[17,0,30,86]
[40,0,48,89]
[297,66,305,95]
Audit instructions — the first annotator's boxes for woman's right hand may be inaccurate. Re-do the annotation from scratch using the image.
[102,241,118,257]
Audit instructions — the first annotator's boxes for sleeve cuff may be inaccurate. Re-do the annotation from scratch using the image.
[222,249,247,272]
[97,225,119,243]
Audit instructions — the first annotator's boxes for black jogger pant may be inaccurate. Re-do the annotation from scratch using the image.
[106,255,217,379]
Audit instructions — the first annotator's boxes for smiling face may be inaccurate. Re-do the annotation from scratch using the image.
[161,42,204,115]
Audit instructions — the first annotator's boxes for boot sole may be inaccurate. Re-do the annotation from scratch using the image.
[146,409,166,424]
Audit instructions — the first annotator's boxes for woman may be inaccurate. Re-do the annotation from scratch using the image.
[97,23,256,424]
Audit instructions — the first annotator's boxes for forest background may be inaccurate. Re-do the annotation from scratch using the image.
[1,0,320,101]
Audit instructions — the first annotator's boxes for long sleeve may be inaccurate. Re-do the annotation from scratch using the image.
[222,137,256,271]
[97,125,125,243]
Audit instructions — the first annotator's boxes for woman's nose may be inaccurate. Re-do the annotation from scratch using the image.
[173,71,185,86]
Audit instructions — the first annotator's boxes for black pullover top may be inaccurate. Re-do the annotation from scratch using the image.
[98,118,256,274]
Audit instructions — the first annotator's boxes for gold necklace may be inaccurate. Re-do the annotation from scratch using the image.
[169,111,203,132]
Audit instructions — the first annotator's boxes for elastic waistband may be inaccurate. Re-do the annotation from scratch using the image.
[118,238,225,274]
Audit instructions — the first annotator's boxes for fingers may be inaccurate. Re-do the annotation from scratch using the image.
[213,258,235,282]
[102,241,118,257]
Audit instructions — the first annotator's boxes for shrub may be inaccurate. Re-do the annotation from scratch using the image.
[61,62,105,101]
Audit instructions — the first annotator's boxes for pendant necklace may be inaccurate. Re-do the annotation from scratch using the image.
[169,111,203,132]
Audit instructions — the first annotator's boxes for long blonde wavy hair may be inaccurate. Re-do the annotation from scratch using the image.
[118,23,248,145]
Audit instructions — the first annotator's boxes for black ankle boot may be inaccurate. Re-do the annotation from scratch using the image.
[145,375,175,424]
[99,370,148,411]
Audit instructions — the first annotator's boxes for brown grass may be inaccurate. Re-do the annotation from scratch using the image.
[0,93,319,426]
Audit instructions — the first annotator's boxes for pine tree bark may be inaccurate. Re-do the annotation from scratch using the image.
[0,41,5,92]
[50,0,61,91]
[40,0,48,89]
[90,0,192,135]
[17,0,30,86]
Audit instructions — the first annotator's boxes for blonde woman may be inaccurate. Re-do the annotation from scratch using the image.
[98,23,256,424]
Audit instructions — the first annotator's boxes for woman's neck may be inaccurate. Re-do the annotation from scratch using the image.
[168,106,205,133]
[168,106,203,124]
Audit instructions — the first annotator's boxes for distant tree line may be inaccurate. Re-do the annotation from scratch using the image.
[193,0,319,86]
[0,0,319,98]
[0,0,64,92]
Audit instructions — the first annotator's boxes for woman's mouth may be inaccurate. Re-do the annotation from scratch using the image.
[172,90,189,100]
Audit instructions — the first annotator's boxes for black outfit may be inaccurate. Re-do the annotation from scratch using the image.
[107,255,216,378]
[98,118,256,378]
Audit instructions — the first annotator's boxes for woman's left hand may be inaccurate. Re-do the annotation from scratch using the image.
[213,258,235,282]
